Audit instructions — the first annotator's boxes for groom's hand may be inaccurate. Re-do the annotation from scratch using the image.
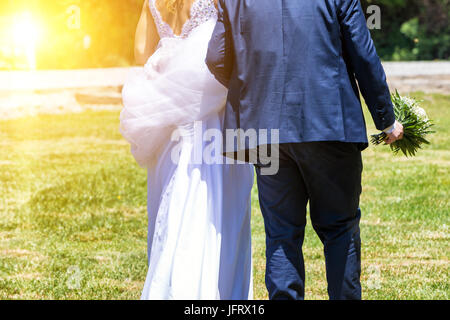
[385,120,404,144]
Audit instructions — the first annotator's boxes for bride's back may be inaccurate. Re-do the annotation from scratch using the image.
[150,0,217,39]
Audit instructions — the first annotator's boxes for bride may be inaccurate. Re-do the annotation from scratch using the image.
[120,0,254,300]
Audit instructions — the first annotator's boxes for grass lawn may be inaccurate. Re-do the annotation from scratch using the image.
[0,92,448,300]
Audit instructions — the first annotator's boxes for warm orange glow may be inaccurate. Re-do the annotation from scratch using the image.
[0,2,144,70]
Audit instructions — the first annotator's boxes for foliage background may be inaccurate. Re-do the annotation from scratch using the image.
[361,0,450,61]
[0,0,449,70]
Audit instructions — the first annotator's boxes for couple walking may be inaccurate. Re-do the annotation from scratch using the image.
[120,0,403,300]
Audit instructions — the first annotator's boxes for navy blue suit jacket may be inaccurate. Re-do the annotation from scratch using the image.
[206,0,395,151]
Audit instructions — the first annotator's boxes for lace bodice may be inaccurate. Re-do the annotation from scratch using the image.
[149,0,217,39]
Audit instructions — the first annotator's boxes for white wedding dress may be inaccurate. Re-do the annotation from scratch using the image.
[120,0,254,300]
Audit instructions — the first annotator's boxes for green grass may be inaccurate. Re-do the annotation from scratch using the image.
[0,92,449,300]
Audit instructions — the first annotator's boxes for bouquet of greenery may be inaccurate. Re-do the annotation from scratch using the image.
[371,91,434,157]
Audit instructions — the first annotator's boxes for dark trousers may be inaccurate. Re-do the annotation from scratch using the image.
[255,142,363,300]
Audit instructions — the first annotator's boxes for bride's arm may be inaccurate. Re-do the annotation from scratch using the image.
[135,0,160,65]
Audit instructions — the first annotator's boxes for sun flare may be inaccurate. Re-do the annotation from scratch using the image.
[11,12,42,70]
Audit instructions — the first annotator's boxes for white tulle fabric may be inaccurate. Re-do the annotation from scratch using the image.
[121,18,227,168]
[120,13,254,300]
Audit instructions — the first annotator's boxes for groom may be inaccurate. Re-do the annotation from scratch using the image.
[206,0,403,300]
